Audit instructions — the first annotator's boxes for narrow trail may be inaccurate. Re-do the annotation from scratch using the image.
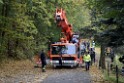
[42,67,91,83]
[0,47,107,83]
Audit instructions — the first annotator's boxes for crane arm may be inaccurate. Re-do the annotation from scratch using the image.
[55,8,73,42]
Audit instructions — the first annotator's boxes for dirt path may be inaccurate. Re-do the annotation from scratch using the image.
[0,60,52,83]
[42,67,91,83]
[0,47,106,83]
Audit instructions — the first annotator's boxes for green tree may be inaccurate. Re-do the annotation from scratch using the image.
[0,0,92,61]
[85,0,124,69]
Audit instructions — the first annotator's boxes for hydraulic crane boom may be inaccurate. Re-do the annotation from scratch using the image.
[55,8,73,42]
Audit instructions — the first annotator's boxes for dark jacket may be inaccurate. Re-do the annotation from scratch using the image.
[90,51,95,59]
[40,52,47,65]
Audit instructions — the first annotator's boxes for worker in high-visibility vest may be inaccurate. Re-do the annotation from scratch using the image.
[83,52,91,71]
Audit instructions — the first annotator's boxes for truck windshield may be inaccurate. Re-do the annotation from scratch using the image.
[52,44,76,55]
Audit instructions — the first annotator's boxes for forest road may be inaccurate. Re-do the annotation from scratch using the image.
[42,67,91,83]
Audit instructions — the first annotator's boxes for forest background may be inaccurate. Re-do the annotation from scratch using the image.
[0,0,124,68]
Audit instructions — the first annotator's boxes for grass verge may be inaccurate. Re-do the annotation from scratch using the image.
[104,70,124,83]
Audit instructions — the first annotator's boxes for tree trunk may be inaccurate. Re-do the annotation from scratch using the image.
[99,43,106,69]
[0,0,7,56]
[2,0,14,57]
[7,39,12,57]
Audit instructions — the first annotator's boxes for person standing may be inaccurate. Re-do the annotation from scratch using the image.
[87,41,90,51]
[83,52,91,71]
[40,50,47,72]
[90,50,96,65]
[110,48,115,62]
[80,44,86,55]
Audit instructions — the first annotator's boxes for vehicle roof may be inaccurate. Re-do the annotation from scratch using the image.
[51,43,75,46]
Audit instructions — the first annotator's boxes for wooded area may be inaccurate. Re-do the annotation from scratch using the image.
[0,0,124,69]
[85,0,124,69]
[0,0,88,60]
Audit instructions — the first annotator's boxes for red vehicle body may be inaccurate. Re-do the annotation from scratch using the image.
[49,8,82,67]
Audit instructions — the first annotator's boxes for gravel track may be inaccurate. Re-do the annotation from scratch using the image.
[42,67,91,83]
[0,47,104,83]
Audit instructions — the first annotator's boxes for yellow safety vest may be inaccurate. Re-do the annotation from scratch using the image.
[83,54,91,62]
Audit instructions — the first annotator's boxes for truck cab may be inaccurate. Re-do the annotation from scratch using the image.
[49,42,79,68]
